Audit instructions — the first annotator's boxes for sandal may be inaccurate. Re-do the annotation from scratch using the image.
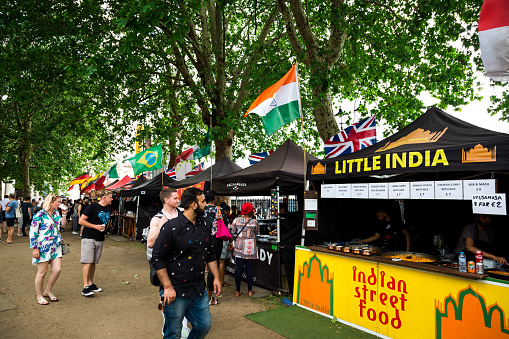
[37,298,49,305]
[3,241,13,244]
[221,282,231,287]
[248,290,255,297]
[43,292,58,302]
[235,291,242,297]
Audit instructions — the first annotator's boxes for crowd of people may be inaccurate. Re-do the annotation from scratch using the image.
[0,187,261,338]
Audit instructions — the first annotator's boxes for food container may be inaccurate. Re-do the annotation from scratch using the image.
[362,249,373,256]
[342,246,351,253]
[328,243,335,250]
[352,248,362,254]
[335,245,343,252]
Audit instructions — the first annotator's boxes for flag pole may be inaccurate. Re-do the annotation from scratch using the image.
[296,63,306,189]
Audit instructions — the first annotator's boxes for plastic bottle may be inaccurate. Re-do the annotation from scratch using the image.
[459,252,467,273]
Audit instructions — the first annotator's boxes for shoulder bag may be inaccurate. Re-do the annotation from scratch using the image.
[215,206,232,241]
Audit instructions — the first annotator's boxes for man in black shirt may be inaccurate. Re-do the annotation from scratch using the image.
[20,197,32,237]
[79,191,112,297]
[152,187,221,338]
[358,207,411,251]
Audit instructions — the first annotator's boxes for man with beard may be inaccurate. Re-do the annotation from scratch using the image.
[151,187,221,339]
[455,214,508,264]
[357,207,411,252]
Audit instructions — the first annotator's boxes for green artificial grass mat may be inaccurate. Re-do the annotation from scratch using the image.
[246,306,377,338]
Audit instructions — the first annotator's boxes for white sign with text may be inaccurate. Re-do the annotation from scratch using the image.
[464,179,496,200]
[369,183,389,199]
[351,184,369,199]
[321,184,336,198]
[335,184,352,198]
[410,181,435,199]
[472,193,507,215]
[435,180,463,200]
[389,182,411,199]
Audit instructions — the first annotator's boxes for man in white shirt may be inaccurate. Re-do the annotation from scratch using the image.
[1,195,10,235]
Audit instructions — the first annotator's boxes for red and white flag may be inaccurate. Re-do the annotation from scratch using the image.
[185,163,205,178]
[479,0,509,82]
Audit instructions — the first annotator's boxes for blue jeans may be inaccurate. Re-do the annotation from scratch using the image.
[159,288,211,339]
[235,257,254,292]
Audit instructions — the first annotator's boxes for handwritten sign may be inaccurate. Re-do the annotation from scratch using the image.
[389,182,410,200]
[335,184,352,198]
[463,179,497,200]
[410,181,435,199]
[472,193,507,215]
[435,180,463,200]
[321,184,336,198]
[369,183,389,199]
[351,184,369,199]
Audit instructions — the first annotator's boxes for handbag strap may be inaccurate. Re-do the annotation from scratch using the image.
[235,217,253,237]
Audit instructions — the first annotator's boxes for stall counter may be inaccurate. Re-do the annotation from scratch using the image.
[293,246,509,339]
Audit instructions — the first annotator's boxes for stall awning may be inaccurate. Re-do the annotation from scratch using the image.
[308,107,509,180]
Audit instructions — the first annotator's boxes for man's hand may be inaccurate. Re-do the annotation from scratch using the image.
[494,256,508,265]
[159,215,168,228]
[62,208,68,216]
[213,278,222,297]
[96,224,106,232]
[32,248,40,259]
[163,286,176,305]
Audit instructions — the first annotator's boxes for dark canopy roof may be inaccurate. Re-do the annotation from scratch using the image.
[308,107,509,181]
[125,175,149,189]
[212,139,318,195]
[168,156,243,189]
[121,172,177,197]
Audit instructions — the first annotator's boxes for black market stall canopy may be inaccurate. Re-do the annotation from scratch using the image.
[308,107,509,181]
[121,172,177,197]
[212,139,319,195]
[168,156,243,189]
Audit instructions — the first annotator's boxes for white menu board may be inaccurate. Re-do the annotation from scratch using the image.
[351,183,369,199]
[463,179,496,200]
[369,183,389,199]
[321,184,336,198]
[435,180,463,200]
[389,182,411,200]
[410,181,435,199]
[472,193,507,215]
[335,184,352,198]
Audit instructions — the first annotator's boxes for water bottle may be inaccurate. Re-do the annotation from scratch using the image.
[459,252,467,273]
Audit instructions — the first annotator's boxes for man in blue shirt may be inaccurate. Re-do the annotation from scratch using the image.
[4,194,19,244]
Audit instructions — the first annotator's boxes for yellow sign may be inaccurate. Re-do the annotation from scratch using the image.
[294,248,509,338]
[334,149,449,175]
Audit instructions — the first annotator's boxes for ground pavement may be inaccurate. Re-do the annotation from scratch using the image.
[0,227,284,338]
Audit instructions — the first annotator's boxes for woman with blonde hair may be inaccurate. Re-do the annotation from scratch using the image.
[30,194,67,305]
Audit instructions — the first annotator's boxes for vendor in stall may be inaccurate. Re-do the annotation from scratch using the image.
[455,214,508,264]
[357,207,411,251]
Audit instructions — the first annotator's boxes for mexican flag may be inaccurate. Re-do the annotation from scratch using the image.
[175,130,211,165]
[126,144,164,176]
[104,164,119,180]
[244,64,301,136]
[479,0,509,82]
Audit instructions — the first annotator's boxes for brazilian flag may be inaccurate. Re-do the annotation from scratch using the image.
[127,144,163,176]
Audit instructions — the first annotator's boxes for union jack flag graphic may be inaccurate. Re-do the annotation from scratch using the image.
[165,166,177,179]
[248,151,274,165]
[324,115,377,158]
[185,162,205,178]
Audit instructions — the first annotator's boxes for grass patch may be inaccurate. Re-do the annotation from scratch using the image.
[253,294,292,310]
[246,306,377,338]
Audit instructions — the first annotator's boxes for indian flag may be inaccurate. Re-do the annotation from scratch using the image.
[245,64,301,136]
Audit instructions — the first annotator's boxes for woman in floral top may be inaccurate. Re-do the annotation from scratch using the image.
[30,194,67,305]
[232,202,258,297]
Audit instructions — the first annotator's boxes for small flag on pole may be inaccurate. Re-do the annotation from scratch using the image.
[244,64,301,136]
[185,163,205,178]
[67,172,91,186]
[248,151,274,165]
[126,144,164,177]
[324,115,377,158]
[175,130,211,165]
[165,167,177,179]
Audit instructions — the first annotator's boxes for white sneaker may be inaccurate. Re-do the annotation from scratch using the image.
[72,231,78,235]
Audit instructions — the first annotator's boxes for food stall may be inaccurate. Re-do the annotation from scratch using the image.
[297,107,509,338]
[213,139,316,292]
